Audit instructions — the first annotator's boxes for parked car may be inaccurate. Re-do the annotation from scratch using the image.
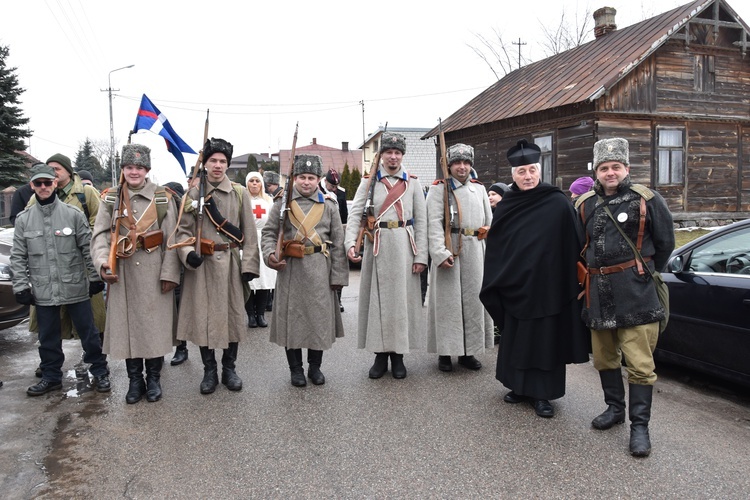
[0,227,29,331]
[657,219,750,387]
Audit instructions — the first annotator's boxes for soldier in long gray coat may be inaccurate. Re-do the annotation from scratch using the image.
[426,144,494,372]
[262,155,348,387]
[175,138,260,395]
[345,132,428,380]
[92,144,181,404]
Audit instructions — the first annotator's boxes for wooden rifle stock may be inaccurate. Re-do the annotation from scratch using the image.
[438,118,460,257]
[275,122,299,261]
[193,110,210,258]
[354,122,387,258]
[107,172,125,275]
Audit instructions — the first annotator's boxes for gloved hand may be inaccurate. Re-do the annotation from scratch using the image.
[186,251,204,268]
[15,289,35,306]
[89,281,105,297]
[242,272,258,282]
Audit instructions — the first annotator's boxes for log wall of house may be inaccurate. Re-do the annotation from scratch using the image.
[687,122,740,212]
[742,126,750,211]
[556,121,596,192]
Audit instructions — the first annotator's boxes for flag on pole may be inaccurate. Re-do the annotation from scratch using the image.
[133,94,196,172]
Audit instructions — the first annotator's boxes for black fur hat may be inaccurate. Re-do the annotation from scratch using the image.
[203,138,233,164]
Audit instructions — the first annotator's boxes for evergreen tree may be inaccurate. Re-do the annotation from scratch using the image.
[75,138,108,187]
[0,45,32,186]
[247,154,258,172]
[349,167,362,201]
[340,162,351,197]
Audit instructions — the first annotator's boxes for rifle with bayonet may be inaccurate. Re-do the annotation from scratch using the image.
[193,110,210,257]
[438,118,461,258]
[106,171,125,278]
[274,123,299,261]
[353,122,387,258]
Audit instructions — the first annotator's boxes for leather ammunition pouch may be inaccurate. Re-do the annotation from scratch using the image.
[200,238,216,256]
[281,240,305,259]
[137,230,164,253]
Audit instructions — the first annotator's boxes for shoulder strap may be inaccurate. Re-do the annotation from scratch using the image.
[574,190,596,209]
[231,182,244,208]
[74,192,90,222]
[153,188,173,227]
[630,184,655,201]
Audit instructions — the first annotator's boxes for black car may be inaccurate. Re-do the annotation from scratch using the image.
[0,228,29,330]
[657,219,750,387]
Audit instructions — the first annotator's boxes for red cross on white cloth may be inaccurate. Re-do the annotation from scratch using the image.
[252,204,266,219]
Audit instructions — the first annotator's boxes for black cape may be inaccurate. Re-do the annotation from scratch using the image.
[480,182,590,367]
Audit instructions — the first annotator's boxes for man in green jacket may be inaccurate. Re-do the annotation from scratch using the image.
[11,165,109,396]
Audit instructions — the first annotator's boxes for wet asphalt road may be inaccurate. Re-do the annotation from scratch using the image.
[1,270,749,499]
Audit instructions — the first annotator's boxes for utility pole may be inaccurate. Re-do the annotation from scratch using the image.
[102,64,134,186]
[512,38,526,69]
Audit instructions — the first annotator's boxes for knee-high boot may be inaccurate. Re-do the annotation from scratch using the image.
[592,369,626,430]
[245,292,258,328]
[629,384,654,457]
[221,342,243,391]
[390,353,407,379]
[254,289,269,328]
[199,346,219,394]
[307,349,325,385]
[144,357,163,402]
[285,348,306,387]
[125,358,146,404]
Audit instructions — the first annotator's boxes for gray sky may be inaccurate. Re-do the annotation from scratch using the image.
[4,0,748,184]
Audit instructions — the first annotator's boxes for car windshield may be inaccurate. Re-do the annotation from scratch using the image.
[690,226,750,274]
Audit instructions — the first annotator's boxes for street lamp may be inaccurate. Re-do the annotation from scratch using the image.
[107,64,134,186]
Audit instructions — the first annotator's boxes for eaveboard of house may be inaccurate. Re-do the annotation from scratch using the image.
[426,0,750,223]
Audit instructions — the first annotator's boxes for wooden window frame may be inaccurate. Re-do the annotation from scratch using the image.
[655,127,685,186]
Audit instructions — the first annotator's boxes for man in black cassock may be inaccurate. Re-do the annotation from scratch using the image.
[480,139,589,418]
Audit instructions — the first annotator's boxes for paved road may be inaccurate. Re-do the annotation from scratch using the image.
[1,270,749,499]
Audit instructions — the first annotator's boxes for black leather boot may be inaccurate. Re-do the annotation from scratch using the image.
[592,369,626,430]
[144,357,163,402]
[254,290,269,328]
[125,358,146,404]
[266,290,274,311]
[221,342,243,391]
[285,348,306,387]
[199,346,219,394]
[368,352,389,379]
[629,384,653,457]
[245,293,258,328]
[307,349,325,385]
[170,341,188,366]
[390,353,407,379]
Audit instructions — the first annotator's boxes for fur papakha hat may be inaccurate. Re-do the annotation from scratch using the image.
[593,138,629,169]
[263,170,280,185]
[379,132,406,154]
[121,144,151,170]
[293,154,323,178]
[203,137,234,164]
[447,143,474,166]
[507,139,541,168]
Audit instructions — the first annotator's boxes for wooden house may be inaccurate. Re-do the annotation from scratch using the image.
[426,0,750,223]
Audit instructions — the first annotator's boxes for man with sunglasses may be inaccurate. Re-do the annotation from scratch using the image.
[11,165,109,396]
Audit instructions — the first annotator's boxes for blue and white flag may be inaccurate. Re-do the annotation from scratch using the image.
[133,94,196,172]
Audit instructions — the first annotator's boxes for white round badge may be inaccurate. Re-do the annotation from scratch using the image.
[62,227,73,235]
[617,213,628,223]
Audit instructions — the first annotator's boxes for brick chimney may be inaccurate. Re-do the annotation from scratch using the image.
[342,141,349,152]
[312,138,317,145]
[593,7,617,38]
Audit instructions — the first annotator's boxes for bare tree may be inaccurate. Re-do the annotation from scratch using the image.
[470,5,594,80]
[539,5,594,57]
[467,28,529,80]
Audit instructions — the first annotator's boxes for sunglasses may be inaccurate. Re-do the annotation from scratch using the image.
[32,180,54,187]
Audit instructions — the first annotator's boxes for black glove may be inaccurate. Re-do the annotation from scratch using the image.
[15,289,35,306]
[89,281,105,297]
[242,272,258,282]
[186,251,204,268]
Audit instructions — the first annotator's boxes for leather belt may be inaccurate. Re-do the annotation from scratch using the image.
[213,241,239,252]
[304,245,324,255]
[450,227,481,237]
[378,219,413,229]
[588,256,651,275]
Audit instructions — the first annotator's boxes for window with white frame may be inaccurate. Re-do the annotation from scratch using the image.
[656,128,684,185]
